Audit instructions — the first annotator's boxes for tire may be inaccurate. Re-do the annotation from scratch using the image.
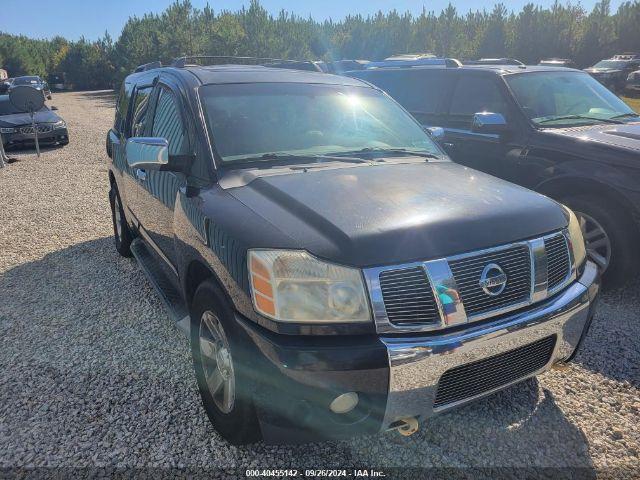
[109,185,133,257]
[561,194,638,288]
[190,280,261,445]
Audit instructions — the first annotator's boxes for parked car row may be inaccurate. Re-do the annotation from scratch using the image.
[104,55,607,445]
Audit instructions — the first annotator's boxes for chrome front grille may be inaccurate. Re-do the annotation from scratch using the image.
[545,234,571,292]
[379,267,439,325]
[433,335,556,409]
[19,124,52,134]
[365,230,576,334]
[449,245,531,318]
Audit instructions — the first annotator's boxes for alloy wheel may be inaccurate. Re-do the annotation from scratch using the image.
[575,211,612,272]
[199,311,235,414]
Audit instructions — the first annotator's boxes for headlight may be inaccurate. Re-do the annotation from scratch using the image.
[0,127,16,134]
[53,120,66,129]
[565,207,587,272]
[248,249,371,323]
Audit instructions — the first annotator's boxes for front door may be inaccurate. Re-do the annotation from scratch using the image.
[439,73,526,182]
[124,84,156,225]
[135,84,190,268]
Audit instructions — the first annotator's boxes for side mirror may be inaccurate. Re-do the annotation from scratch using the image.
[126,137,191,172]
[424,126,445,140]
[471,112,508,135]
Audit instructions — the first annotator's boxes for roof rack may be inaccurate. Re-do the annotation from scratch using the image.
[365,57,461,69]
[134,61,162,73]
[612,53,640,60]
[171,56,323,72]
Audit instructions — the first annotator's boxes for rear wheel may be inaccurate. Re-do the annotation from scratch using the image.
[190,280,261,445]
[109,185,133,257]
[561,194,638,287]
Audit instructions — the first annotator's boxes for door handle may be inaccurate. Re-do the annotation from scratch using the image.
[135,168,147,182]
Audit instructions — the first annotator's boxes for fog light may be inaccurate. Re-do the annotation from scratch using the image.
[329,392,359,414]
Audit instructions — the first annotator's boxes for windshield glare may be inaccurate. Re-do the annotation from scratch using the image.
[200,83,442,163]
[505,71,636,126]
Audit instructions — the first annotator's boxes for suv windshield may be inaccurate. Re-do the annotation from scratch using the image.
[505,71,637,126]
[200,82,442,164]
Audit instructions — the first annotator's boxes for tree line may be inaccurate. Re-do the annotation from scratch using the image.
[1,0,639,90]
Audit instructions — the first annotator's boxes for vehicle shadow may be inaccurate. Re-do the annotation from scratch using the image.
[0,238,615,472]
[3,143,66,158]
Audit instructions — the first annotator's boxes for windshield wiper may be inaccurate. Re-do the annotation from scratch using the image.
[537,115,623,125]
[610,112,640,119]
[333,147,441,160]
[227,152,369,168]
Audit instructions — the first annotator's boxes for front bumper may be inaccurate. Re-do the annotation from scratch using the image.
[2,128,69,149]
[238,261,599,443]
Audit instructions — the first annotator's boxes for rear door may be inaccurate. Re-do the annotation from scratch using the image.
[439,72,526,179]
[135,82,191,268]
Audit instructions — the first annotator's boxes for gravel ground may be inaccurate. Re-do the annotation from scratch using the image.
[0,91,639,477]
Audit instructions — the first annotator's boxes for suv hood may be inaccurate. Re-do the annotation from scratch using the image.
[546,121,640,153]
[227,162,567,267]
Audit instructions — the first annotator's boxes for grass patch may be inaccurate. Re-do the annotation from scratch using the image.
[621,95,640,113]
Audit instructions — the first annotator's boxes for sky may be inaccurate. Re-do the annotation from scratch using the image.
[0,0,626,41]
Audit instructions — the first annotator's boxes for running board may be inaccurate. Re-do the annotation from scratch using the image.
[130,238,190,337]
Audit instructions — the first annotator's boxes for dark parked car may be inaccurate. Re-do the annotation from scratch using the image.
[0,94,69,149]
[348,64,640,285]
[538,58,575,68]
[10,75,52,99]
[105,60,598,444]
[584,55,640,92]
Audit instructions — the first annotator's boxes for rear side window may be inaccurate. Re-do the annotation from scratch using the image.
[151,88,189,155]
[357,69,451,115]
[447,75,509,129]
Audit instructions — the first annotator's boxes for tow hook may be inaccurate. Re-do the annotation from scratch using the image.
[552,361,571,371]
[388,417,419,436]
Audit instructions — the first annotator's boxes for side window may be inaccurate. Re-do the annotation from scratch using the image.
[447,75,509,130]
[130,86,153,138]
[151,88,189,155]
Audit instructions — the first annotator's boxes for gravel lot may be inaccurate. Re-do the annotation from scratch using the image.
[0,91,639,477]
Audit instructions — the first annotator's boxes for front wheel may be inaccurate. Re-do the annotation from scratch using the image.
[191,280,261,445]
[561,194,638,287]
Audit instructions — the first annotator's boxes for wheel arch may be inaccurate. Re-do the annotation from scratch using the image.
[183,259,232,315]
[537,175,640,228]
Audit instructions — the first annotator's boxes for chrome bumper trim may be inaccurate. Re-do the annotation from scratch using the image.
[379,260,599,430]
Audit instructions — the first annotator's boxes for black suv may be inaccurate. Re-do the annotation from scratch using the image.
[106,59,599,444]
[584,55,640,93]
[349,64,640,285]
